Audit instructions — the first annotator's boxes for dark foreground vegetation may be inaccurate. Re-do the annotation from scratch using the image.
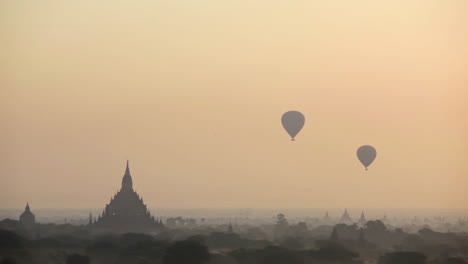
[1,217,468,264]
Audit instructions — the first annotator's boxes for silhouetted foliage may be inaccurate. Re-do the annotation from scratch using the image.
[290,222,308,237]
[259,247,302,264]
[273,213,290,239]
[330,226,339,240]
[309,242,358,262]
[366,220,387,233]
[378,251,427,264]
[66,254,90,264]
[0,229,24,249]
[118,239,168,264]
[187,232,271,250]
[447,257,467,264]
[29,237,62,248]
[206,254,237,264]
[279,236,304,249]
[0,258,17,264]
[231,246,300,264]
[163,240,210,264]
[0,217,468,264]
[120,233,154,247]
[87,240,119,254]
[205,232,242,248]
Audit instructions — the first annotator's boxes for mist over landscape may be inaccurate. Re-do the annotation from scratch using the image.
[2,208,468,227]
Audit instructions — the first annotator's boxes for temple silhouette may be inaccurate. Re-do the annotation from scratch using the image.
[339,208,353,224]
[19,203,35,229]
[91,161,164,233]
[358,211,367,225]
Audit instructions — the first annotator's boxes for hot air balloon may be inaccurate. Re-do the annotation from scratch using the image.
[357,145,377,170]
[281,111,305,141]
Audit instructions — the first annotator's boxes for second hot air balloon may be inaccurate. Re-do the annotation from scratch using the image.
[357,145,377,170]
[281,111,305,141]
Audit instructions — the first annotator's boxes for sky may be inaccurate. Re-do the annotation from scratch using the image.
[1,0,467,209]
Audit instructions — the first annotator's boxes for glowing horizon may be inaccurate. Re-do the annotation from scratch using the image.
[1,0,467,209]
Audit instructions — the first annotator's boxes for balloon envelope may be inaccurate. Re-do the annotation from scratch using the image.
[281,111,305,141]
[357,145,377,170]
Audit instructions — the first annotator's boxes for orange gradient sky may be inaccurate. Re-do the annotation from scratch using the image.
[1,0,467,209]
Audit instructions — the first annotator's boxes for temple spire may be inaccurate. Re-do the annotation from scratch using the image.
[358,211,367,224]
[121,160,133,191]
[20,202,35,228]
[88,213,93,226]
[340,208,352,223]
[125,160,130,175]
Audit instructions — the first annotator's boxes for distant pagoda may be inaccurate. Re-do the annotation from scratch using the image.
[339,208,353,224]
[19,203,35,228]
[357,211,367,225]
[323,211,331,222]
[92,161,164,233]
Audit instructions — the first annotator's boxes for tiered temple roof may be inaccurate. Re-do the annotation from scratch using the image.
[92,161,164,233]
[358,211,367,225]
[19,203,35,228]
[339,208,353,224]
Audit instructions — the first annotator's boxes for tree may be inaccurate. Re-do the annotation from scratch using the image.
[290,222,308,237]
[66,254,90,264]
[276,214,288,227]
[310,243,358,262]
[0,230,24,249]
[231,246,301,264]
[86,240,119,263]
[378,251,426,264]
[279,237,304,250]
[259,248,301,264]
[273,214,289,239]
[119,233,154,247]
[0,258,17,264]
[446,257,467,264]
[163,240,210,264]
[330,227,339,241]
[365,220,387,233]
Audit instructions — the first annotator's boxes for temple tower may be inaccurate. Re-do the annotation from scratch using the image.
[358,211,367,225]
[92,161,164,233]
[19,203,35,228]
[339,208,353,224]
[323,211,331,222]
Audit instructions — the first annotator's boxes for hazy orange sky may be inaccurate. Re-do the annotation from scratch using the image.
[1,0,467,209]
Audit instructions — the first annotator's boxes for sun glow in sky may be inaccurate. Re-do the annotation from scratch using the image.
[1,0,467,209]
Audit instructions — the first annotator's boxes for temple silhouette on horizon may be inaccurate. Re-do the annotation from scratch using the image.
[90,161,164,233]
[339,208,353,224]
[19,203,35,229]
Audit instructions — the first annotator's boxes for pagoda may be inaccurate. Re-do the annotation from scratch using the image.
[339,208,353,224]
[92,161,163,233]
[19,203,35,228]
[357,211,367,225]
